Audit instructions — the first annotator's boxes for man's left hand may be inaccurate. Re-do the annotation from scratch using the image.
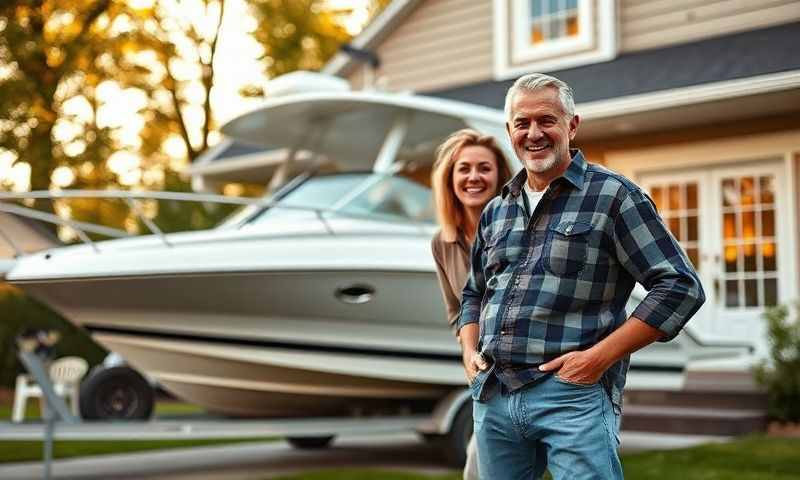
[538,349,607,385]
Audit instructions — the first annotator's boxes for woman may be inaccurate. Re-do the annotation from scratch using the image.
[431,129,511,479]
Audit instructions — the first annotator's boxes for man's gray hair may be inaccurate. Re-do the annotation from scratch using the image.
[504,73,576,120]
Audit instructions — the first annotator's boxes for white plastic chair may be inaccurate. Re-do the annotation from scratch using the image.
[11,356,89,422]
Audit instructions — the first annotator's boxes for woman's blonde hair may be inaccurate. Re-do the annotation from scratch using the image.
[432,129,511,242]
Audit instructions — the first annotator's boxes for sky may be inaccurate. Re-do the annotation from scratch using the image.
[0,0,372,191]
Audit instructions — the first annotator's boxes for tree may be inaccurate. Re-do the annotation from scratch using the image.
[0,0,116,215]
[0,0,232,235]
[244,0,391,94]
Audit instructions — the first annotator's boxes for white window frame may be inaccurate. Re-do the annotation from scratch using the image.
[493,0,617,80]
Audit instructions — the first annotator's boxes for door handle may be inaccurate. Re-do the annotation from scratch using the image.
[335,284,375,304]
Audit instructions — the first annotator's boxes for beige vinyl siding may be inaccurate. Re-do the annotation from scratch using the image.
[621,0,800,52]
[346,0,800,92]
[347,0,493,92]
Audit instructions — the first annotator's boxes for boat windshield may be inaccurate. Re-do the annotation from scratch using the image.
[246,173,434,225]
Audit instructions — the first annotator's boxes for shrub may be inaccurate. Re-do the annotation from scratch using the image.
[0,284,106,388]
[753,303,800,423]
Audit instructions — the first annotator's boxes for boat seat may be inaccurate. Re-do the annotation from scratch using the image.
[11,356,88,422]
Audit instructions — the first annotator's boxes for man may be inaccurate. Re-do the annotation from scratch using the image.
[457,73,705,479]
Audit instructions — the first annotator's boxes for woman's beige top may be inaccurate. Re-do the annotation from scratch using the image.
[431,230,471,329]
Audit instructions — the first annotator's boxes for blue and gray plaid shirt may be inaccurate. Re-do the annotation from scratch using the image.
[458,150,705,410]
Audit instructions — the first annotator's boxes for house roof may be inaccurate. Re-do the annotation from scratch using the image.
[426,21,800,107]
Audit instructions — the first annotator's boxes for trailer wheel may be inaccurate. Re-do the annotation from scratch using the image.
[287,436,335,449]
[79,366,154,420]
[442,400,473,467]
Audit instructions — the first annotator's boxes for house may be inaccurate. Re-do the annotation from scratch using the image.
[323,0,800,354]
[193,0,800,355]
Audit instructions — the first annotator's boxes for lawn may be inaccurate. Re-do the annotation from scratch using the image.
[0,396,271,464]
[271,471,460,480]
[264,435,800,480]
[0,438,276,464]
[0,398,205,421]
[622,435,800,480]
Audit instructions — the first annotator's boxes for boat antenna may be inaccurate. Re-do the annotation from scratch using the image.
[339,43,381,89]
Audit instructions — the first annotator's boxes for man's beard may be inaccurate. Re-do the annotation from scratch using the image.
[524,152,559,174]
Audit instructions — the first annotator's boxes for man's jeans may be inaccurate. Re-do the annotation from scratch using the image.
[472,374,623,480]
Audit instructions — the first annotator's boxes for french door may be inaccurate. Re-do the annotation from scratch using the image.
[640,161,788,341]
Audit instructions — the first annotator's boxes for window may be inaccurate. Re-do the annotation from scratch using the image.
[528,0,581,48]
[246,173,434,226]
[494,0,616,79]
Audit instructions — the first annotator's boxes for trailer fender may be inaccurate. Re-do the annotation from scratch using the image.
[416,388,471,435]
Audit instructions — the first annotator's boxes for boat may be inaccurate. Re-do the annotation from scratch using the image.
[1,72,749,418]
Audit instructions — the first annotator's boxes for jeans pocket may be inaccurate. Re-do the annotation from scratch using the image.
[553,373,597,388]
[612,405,622,448]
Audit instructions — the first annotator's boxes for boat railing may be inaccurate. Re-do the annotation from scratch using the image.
[0,189,432,254]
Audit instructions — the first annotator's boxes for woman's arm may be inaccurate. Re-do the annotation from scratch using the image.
[431,236,461,328]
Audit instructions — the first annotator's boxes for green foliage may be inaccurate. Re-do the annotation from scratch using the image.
[0,285,106,388]
[753,303,800,422]
[247,0,351,80]
[244,0,391,95]
[622,435,800,480]
[139,169,239,234]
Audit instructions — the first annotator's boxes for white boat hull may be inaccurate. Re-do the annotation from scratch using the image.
[16,265,465,416]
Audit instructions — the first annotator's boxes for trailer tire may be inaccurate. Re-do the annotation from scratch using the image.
[79,366,154,420]
[287,435,335,449]
[442,400,473,467]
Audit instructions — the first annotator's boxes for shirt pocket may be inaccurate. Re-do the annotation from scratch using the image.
[543,221,592,277]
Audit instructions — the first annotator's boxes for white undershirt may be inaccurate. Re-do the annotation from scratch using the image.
[523,180,546,216]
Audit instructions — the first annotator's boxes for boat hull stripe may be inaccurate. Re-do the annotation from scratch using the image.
[84,324,684,373]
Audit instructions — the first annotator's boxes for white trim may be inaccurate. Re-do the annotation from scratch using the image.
[373,112,410,173]
[322,0,422,76]
[184,149,288,176]
[188,138,234,169]
[784,151,799,305]
[579,70,800,120]
[493,0,617,80]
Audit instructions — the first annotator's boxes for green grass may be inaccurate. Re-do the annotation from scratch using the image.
[270,471,460,480]
[622,435,800,480]
[263,435,800,480]
[0,438,276,464]
[153,400,205,417]
[0,399,205,422]
[0,397,258,463]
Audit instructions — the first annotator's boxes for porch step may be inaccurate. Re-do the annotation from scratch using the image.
[624,389,767,410]
[622,405,767,436]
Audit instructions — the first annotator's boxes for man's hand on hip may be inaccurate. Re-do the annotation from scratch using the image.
[538,317,665,385]
[538,349,607,385]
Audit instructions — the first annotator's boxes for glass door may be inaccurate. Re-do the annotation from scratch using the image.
[641,161,787,341]
[710,164,785,337]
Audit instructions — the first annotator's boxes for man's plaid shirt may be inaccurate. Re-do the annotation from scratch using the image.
[458,150,705,410]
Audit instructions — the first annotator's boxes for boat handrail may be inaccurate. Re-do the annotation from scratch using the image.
[0,189,432,253]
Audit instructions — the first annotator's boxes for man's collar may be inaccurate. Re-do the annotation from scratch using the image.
[502,149,587,198]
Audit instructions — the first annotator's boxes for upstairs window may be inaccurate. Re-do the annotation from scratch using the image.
[528,0,581,46]
[494,0,616,79]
